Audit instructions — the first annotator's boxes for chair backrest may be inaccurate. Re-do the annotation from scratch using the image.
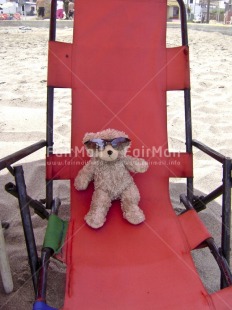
[46,1,192,233]
[47,0,192,189]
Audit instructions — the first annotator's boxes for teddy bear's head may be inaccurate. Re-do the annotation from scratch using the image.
[83,129,131,162]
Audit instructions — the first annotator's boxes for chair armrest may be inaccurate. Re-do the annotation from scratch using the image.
[192,139,229,164]
[0,140,47,171]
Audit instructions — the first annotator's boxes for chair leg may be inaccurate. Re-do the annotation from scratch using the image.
[206,238,232,289]
[36,248,54,302]
[14,165,39,294]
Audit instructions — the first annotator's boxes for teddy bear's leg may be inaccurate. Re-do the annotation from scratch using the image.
[121,183,145,225]
[85,189,111,229]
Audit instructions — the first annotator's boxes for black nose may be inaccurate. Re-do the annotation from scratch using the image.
[107,150,113,156]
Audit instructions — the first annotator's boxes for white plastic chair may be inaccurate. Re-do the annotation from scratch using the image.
[0,221,13,294]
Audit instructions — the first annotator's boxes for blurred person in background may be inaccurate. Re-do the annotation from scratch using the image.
[36,0,45,19]
[68,0,74,19]
[56,0,64,19]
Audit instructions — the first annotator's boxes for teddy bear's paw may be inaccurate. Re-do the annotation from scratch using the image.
[136,160,149,173]
[123,205,145,225]
[84,211,107,229]
[74,177,89,191]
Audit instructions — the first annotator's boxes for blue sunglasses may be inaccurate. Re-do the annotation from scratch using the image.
[85,137,130,151]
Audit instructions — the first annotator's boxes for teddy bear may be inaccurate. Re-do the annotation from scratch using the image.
[74,129,149,229]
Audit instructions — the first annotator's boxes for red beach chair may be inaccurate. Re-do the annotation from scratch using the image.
[0,0,232,309]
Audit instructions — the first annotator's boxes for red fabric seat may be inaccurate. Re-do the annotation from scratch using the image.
[46,0,232,308]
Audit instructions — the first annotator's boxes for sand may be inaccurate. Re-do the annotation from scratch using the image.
[0,24,232,309]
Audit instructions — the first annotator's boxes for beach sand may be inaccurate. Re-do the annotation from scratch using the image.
[0,25,232,309]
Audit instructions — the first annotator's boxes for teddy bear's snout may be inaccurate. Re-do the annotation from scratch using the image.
[98,144,118,162]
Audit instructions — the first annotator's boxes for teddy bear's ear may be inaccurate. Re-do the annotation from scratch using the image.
[83,132,95,144]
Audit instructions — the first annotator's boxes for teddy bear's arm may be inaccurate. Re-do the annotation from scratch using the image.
[74,160,95,190]
[124,155,149,173]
